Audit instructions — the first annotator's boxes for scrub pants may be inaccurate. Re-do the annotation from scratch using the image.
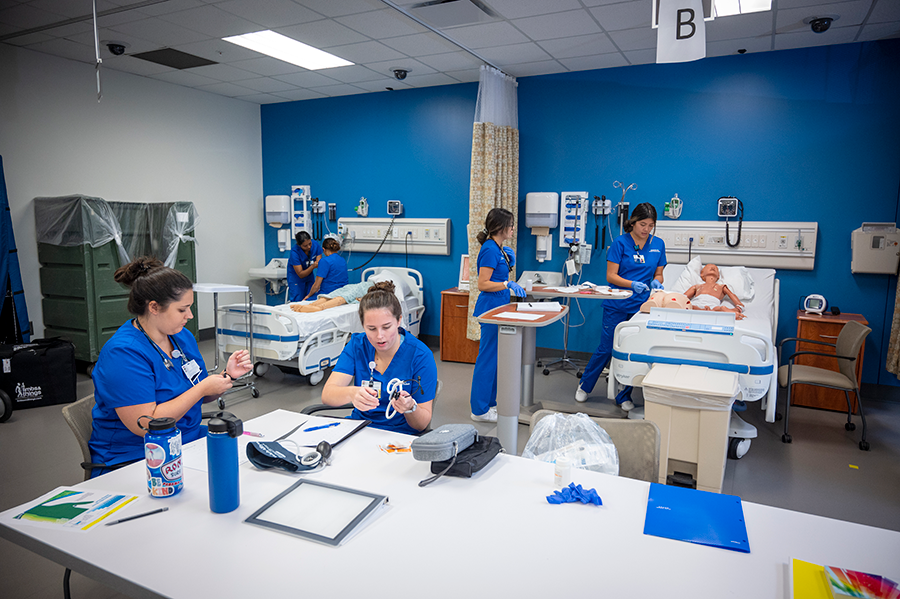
[469,322,498,416]
[579,304,637,404]
[289,277,313,302]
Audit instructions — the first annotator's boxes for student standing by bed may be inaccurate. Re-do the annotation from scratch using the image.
[576,203,666,411]
[287,231,323,302]
[469,208,526,423]
[304,237,348,300]
[322,281,437,433]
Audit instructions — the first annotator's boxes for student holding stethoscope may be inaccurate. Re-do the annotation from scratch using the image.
[576,202,666,411]
[89,257,252,477]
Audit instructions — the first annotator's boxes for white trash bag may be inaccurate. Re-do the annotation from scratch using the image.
[522,412,619,476]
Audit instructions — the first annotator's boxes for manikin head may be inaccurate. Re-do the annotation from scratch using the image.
[700,264,720,283]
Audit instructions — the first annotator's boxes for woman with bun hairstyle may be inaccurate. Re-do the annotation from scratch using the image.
[576,202,666,411]
[469,208,526,423]
[322,281,437,434]
[304,237,348,300]
[89,257,251,477]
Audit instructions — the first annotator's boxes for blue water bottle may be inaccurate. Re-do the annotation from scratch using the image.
[139,416,183,498]
[206,411,243,513]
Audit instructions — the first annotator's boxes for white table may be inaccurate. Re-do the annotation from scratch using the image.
[2,409,899,599]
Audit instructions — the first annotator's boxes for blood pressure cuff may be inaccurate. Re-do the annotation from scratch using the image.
[429,436,502,478]
[246,441,320,472]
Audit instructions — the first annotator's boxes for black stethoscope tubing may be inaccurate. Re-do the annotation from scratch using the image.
[134,318,195,384]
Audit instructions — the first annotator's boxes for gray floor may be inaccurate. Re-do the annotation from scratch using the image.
[2,339,899,599]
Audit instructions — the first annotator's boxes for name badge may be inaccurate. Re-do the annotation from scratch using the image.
[361,379,382,399]
[633,254,645,263]
[182,359,202,381]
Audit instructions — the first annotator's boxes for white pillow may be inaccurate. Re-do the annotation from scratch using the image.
[670,257,703,293]
[667,257,754,302]
[369,270,411,301]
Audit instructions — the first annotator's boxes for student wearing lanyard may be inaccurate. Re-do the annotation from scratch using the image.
[576,203,666,411]
[322,281,438,434]
[469,208,527,423]
[89,257,252,477]
[287,231,323,302]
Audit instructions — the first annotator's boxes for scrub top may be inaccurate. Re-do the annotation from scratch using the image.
[333,328,438,435]
[287,240,323,300]
[315,253,349,297]
[473,239,511,317]
[607,233,667,312]
[89,321,208,468]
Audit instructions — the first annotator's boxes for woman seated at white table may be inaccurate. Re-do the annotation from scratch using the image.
[321,281,437,434]
[88,257,252,477]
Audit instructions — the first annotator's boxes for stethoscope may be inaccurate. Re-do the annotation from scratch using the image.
[134,318,196,385]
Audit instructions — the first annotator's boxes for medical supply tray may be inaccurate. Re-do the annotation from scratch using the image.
[411,424,478,462]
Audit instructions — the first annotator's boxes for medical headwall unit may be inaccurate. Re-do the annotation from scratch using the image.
[337,217,450,255]
[851,223,900,274]
[525,192,558,262]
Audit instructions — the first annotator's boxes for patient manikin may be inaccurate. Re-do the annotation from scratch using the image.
[290,280,373,313]
[684,264,745,319]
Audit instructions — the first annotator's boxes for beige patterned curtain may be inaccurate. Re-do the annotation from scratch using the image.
[886,276,900,377]
[466,66,519,341]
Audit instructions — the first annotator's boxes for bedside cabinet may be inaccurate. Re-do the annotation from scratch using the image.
[791,311,867,413]
[440,288,479,363]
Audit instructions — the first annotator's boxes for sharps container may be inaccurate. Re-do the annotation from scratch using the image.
[206,411,243,513]
[140,416,183,498]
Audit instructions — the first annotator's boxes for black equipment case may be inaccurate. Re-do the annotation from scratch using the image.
[0,338,77,411]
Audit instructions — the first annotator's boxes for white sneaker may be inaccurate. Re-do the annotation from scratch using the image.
[471,406,498,423]
[575,387,588,403]
[618,400,635,412]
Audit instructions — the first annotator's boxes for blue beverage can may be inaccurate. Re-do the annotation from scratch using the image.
[141,416,183,498]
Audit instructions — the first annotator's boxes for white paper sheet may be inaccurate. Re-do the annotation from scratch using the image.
[491,311,543,321]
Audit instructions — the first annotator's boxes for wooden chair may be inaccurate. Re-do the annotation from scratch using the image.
[778,319,871,450]
[528,409,661,483]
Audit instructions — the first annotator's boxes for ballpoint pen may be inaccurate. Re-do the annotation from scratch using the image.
[243,431,264,437]
[105,507,169,526]
[303,422,341,433]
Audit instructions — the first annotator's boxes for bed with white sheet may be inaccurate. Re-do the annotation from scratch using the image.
[217,267,425,385]
[608,258,780,436]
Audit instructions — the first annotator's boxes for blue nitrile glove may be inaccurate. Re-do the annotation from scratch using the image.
[651,279,664,290]
[508,282,526,298]
[631,281,649,295]
[502,246,516,268]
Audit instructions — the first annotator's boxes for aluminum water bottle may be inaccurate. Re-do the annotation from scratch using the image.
[142,417,183,498]
[206,411,243,513]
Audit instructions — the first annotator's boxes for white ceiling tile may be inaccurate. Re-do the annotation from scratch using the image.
[188,62,258,82]
[776,1,873,30]
[173,38,260,62]
[380,31,459,56]
[774,24,861,49]
[503,60,568,77]
[402,72,459,87]
[363,58,436,78]
[336,8,427,38]
[589,1,649,32]
[444,21,529,49]
[28,0,119,19]
[315,64,385,82]
[98,8,158,27]
[488,0,582,20]
[3,31,54,45]
[67,28,158,54]
[216,0,322,28]
[0,3,68,29]
[273,70,342,87]
[706,11,774,41]
[272,88,329,101]
[232,92,289,104]
[275,19,369,48]
[307,82,367,96]
[623,48,657,65]
[559,52,629,71]
[858,21,900,40]
[229,56,305,76]
[104,54,175,75]
[137,0,206,17]
[537,32,617,58]
[195,80,257,96]
[229,76,298,92]
[608,27,657,51]
[512,9,602,40]
[150,69,220,87]
[23,37,95,63]
[352,77,413,91]
[293,0,383,18]
[157,5,261,38]
[416,50,482,71]
[327,39,405,63]
[777,0,853,8]
[869,0,900,24]
[479,42,552,65]
[444,67,481,82]
[581,0,641,7]
[109,17,209,47]
[42,21,93,39]
[706,36,773,57]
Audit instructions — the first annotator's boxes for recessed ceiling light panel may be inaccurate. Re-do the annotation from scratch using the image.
[223,30,352,70]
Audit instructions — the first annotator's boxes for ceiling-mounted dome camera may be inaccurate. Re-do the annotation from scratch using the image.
[103,40,130,55]
[391,68,410,81]
[804,16,837,34]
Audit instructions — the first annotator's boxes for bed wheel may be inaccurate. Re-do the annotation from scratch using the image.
[86,363,95,377]
[774,412,783,421]
[253,362,269,377]
[542,369,550,376]
[250,387,260,398]
[781,433,792,444]
[537,360,543,368]
[845,422,856,431]
[576,371,582,378]
[728,437,750,459]
[0,390,12,423]
[859,440,870,451]
[309,370,324,386]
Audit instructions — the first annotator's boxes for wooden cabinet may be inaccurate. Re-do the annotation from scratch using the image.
[791,311,867,413]
[440,288,479,363]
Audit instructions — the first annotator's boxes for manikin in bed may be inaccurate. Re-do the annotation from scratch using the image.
[683,264,745,318]
[291,280,374,313]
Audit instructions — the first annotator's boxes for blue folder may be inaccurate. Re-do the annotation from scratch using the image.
[643,483,750,553]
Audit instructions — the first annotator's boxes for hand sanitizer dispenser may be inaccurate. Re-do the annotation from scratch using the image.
[526,192,559,262]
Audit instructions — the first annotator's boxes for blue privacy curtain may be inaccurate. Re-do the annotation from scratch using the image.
[0,155,31,343]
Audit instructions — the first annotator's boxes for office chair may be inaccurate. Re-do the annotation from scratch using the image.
[777,319,871,450]
[61,394,98,482]
[528,409,661,483]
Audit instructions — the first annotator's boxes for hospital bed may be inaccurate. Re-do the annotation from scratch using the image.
[607,261,779,458]
[216,267,425,385]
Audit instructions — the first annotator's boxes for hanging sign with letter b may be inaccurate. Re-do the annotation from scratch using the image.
[656,0,706,64]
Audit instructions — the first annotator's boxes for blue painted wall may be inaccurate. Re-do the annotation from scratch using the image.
[261,39,900,387]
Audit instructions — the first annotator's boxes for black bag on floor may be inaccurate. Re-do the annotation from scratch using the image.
[0,338,77,410]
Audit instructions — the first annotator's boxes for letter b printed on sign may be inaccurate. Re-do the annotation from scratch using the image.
[657,0,706,63]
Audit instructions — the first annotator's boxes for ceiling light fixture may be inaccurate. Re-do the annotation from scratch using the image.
[223,30,352,70]
[713,0,772,18]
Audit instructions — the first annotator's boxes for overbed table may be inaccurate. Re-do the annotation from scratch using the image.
[2,409,899,599]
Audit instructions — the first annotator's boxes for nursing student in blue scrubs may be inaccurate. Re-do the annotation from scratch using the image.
[89,257,252,477]
[576,202,666,411]
[322,281,437,434]
[287,231,322,302]
[469,208,527,423]
[304,237,349,300]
